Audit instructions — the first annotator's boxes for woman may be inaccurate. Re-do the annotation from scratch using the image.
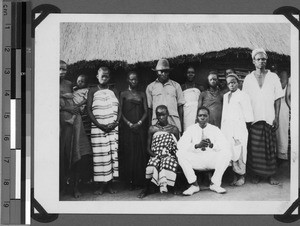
[119,71,148,189]
[181,66,202,131]
[87,66,121,195]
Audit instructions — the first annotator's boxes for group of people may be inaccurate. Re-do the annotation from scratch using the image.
[59,47,291,199]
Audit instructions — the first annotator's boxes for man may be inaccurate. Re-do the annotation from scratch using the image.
[177,106,231,196]
[138,105,180,198]
[242,48,283,185]
[146,59,185,133]
[221,73,253,186]
[198,71,224,128]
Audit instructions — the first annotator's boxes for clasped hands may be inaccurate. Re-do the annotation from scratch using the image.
[194,139,213,151]
[98,121,119,133]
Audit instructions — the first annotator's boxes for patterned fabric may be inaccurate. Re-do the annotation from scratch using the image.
[247,121,277,177]
[91,89,119,182]
[146,131,178,187]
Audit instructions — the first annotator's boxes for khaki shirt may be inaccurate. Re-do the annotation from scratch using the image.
[146,79,185,120]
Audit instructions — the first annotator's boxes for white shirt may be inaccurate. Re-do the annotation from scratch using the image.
[221,89,254,161]
[177,123,230,153]
[242,70,283,125]
[222,89,254,128]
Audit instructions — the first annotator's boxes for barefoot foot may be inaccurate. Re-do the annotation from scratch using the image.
[94,184,106,195]
[235,176,245,186]
[73,187,82,198]
[251,175,261,184]
[107,183,117,194]
[268,176,280,185]
[137,189,149,199]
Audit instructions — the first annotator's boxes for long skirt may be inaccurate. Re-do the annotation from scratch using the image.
[247,121,277,177]
[91,89,119,182]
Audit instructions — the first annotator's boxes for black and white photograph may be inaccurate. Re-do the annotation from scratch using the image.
[34,14,299,214]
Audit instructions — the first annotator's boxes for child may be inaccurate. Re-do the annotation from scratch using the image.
[60,74,89,124]
[221,73,253,186]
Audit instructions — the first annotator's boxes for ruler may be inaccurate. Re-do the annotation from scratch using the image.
[1,1,31,224]
[2,1,12,224]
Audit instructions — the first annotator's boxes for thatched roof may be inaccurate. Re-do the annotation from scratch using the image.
[60,22,290,65]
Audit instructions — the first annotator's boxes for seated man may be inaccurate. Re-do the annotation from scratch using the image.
[138,105,180,198]
[177,106,231,196]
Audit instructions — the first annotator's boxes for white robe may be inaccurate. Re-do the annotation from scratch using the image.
[183,88,201,131]
[242,70,283,125]
[221,89,254,163]
[276,82,290,160]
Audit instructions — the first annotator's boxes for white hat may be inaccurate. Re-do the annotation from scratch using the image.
[251,48,267,59]
[226,73,239,81]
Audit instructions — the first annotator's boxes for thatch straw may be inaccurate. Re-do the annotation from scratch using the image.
[60,23,290,65]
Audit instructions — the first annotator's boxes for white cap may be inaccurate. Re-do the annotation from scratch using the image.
[251,48,267,59]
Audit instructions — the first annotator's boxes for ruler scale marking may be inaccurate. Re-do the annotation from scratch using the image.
[1,1,12,225]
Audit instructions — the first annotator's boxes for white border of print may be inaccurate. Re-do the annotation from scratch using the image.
[34,14,299,214]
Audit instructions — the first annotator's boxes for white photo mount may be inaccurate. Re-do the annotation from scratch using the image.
[34,14,299,214]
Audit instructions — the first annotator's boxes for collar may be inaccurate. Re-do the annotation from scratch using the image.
[229,88,241,96]
[155,78,172,86]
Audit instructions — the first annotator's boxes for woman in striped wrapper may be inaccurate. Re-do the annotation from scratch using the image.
[87,67,121,195]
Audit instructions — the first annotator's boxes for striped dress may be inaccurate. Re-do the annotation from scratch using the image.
[91,89,119,182]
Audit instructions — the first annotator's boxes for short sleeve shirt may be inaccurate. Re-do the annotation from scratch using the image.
[242,70,283,125]
[146,79,185,119]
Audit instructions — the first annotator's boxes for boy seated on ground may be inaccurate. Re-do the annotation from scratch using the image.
[138,105,180,198]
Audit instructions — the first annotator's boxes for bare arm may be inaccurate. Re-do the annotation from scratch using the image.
[140,92,148,123]
[148,108,153,126]
[120,91,133,128]
[272,98,281,131]
[147,126,156,157]
[173,126,180,141]
[75,99,87,108]
[106,89,121,131]
[178,104,184,132]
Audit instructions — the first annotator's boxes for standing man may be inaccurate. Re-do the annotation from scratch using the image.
[177,106,231,196]
[198,71,224,128]
[146,59,185,133]
[243,48,283,185]
[59,60,79,193]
